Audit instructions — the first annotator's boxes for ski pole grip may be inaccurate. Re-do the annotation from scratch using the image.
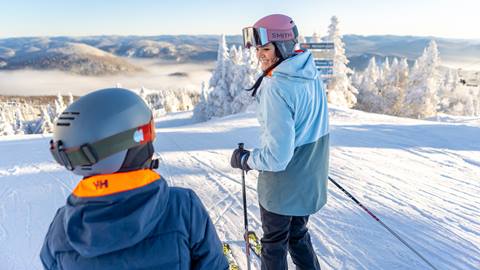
[238,142,244,150]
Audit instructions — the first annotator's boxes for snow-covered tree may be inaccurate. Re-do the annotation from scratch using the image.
[193,82,210,121]
[382,58,409,115]
[0,111,15,136]
[13,108,25,134]
[323,16,358,108]
[36,106,55,134]
[194,36,260,121]
[297,35,306,44]
[311,32,321,42]
[403,40,440,118]
[356,57,382,112]
[202,34,234,119]
[68,92,75,105]
[379,57,391,82]
[53,93,66,121]
[230,47,259,114]
[438,69,479,116]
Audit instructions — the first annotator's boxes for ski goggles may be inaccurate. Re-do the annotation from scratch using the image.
[242,26,298,48]
[50,119,155,170]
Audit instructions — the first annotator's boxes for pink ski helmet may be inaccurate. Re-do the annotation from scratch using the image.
[242,14,299,59]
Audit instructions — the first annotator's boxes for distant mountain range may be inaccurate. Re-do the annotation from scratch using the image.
[0,35,479,75]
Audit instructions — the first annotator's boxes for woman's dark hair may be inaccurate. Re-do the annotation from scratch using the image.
[247,43,284,97]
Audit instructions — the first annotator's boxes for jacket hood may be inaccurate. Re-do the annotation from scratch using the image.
[273,51,319,81]
[63,171,169,257]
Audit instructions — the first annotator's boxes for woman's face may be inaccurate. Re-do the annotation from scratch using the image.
[256,43,279,71]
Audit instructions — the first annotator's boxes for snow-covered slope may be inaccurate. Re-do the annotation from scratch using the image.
[0,107,478,269]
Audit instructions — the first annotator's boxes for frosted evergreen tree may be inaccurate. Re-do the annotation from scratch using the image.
[311,32,321,42]
[297,35,306,44]
[204,34,233,119]
[437,69,456,112]
[323,16,358,108]
[56,93,65,109]
[68,92,75,105]
[404,40,440,118]
[356,57,382,112]
[229,45,242,66]
[351,68,363,88]
[193,37,261,121]
[382,58,408,115]
[230,47,260,113]
[13,108,25,135]
[386,58,400,85]
[193,82,210,121]
[379,57,391,82]
[53,93,66,122]
[36,106,55,134]
[163,89,180,113]
[0,111,15,136]
[438,69,479,116]
[178,90,194,111]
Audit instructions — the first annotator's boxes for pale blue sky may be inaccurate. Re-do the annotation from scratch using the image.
[0,0,478,39]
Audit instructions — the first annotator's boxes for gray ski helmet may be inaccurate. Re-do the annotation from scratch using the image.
[49,88,155,177]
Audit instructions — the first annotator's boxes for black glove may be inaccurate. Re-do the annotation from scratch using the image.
[230,148,251,171]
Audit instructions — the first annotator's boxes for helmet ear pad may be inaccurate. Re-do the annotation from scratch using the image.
[73,150,127,177]
[273,40,297,60]
[118,142,155,172]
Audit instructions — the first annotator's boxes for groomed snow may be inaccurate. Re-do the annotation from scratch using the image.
[0,106,478,269]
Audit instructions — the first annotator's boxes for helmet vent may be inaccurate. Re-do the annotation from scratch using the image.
[81,165,92,170]
[57,112,80,126]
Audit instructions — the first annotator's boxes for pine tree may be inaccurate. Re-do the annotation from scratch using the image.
[404,40,440,118]
[379,57,391,82]
[193,82,209,121]
[193,36,260,121]
[311,32,321,42]
[205,34,233,118]
[297,35,306,44]
[36,106,55,134]
[323,16,358,108]
[438,69,479,116]
[356,57,382,112]
[0,111,15,136]
[388,58,409,115]
[13,108,25,135]
[53,93,66,122]
[230,47,259,114]
[68,92,75,105]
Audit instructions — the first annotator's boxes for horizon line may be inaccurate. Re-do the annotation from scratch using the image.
[1,33,479,42]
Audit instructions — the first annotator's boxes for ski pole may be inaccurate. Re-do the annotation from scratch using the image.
[238,143,251,270]
[328,176,439,270]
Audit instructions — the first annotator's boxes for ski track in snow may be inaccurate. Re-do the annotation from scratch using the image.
[0,108,479,269]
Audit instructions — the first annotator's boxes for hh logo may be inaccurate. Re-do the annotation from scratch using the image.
[94,179,109,190]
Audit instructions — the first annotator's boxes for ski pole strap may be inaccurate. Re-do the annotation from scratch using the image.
[50,119,155,170]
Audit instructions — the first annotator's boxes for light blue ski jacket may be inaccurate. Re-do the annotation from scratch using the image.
[247,51,330,216]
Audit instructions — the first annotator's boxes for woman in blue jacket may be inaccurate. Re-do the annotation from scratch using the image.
[41,88,228,270]
[231,14,330,270]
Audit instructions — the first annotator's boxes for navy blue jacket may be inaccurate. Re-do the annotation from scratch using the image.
[40,169,228,270]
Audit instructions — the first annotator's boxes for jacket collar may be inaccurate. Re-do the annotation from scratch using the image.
[73,169,161,198]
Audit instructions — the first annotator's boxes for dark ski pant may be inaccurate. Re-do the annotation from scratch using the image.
[260,205,321,270]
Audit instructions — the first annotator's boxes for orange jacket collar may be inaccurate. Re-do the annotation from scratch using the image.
[72,169,161,198]
[266,69,274,77]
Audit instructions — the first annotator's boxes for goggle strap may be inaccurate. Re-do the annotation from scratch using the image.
[50,120,155,170]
